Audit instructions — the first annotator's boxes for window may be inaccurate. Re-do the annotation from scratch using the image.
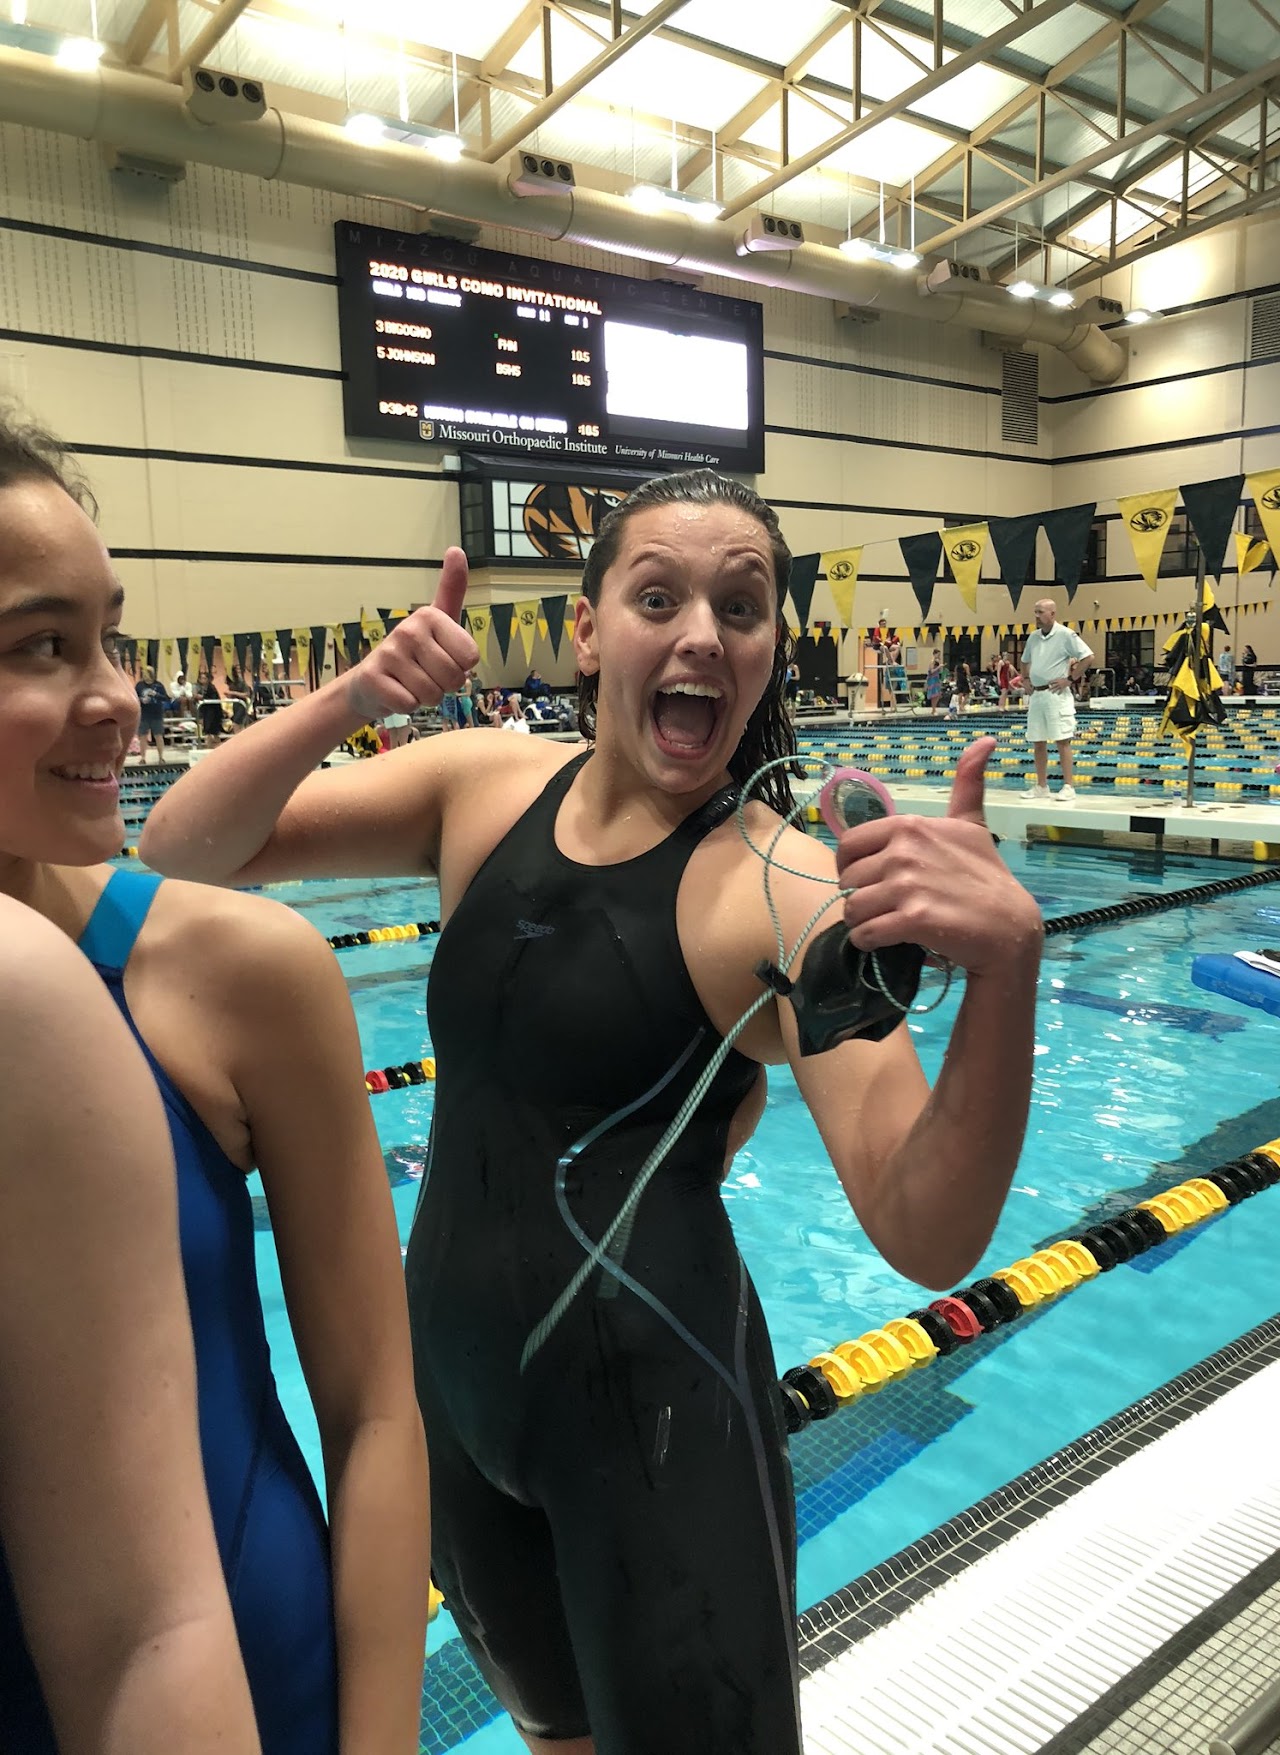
[1078,519,1107,585]
[1158,512,1201,577]
[1105,629,1155,689]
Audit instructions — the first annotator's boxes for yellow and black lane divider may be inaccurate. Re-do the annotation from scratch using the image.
[337,864,1280,962]
[776,1143,1280,1435]
[328,920,440,949]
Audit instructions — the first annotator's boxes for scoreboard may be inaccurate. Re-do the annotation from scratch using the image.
[335,221,765,474]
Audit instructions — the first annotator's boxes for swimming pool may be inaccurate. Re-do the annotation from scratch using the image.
[145,834,1280,1751]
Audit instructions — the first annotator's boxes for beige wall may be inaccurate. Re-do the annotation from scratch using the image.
[0,120,1274,686]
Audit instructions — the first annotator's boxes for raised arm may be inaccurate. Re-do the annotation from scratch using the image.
[0,903,260,1755]
[140,549,478,886]
[781,741,1042,1290]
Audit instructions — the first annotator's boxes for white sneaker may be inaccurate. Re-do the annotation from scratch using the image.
[1023,784,1050,799]
[1058,785,1077,800]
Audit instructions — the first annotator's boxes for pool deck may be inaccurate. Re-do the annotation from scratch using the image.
[799,779,1280,854]
[798,1320,1280,1755]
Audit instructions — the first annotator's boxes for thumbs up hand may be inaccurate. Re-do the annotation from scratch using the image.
[836,739,1042,979]
[345,548,478,723]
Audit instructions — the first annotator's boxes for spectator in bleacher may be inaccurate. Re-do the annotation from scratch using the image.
[1021,598,1094,801]
[225,670,251,730]
[196,674,224,747]
[135,667,170,765]
[501,694,531,734]
[523,669,551,701]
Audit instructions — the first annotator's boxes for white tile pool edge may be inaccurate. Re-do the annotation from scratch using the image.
[800,1358,1280,1755]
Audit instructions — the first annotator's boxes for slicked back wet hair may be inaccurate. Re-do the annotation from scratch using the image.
[576,470,801,815]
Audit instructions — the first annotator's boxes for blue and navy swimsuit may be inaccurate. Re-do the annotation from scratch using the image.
[0,869,338,1753]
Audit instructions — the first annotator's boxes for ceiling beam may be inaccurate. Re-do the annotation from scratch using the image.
[1073,170,1280,285]
[918,56,1280,256]
[431,0,545,133]
[123,0,167,65]
[1074,0,1245,85]
[718,0,1078,222]
[1005,79,1278,279]
[476,0,691,164]
[168,0,254,81]
[844,0,1196,244]
[677,10,853,192]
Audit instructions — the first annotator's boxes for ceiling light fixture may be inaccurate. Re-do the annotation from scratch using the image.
[54,34,104,69]
[1007,279,1036,299]
[1048,289,1076,308]
[1124,307,1154,324]
[839,237,919,270]
[344,113,464,160]
[628,183,721,222]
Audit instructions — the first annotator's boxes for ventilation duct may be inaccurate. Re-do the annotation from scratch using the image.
[0,44,1127,386]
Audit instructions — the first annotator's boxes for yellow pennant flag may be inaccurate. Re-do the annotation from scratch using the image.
[219,634,236,681]
[1117,488,1177,589]
[160,637,176,679]
[361,610,385,651]
[942,522,988,612]
[820,546,861,630]
[1236,532,1271,576]
[515,599,539,666]
[293,628,311,677]
[1246,467,1280,559]
[467,607,492,663]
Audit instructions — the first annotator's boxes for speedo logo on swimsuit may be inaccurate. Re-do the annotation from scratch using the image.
[515,919,556,940]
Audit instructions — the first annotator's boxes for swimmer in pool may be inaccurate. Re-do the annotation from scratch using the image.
[143,469,1043,1755]
[0,409,429,1755]
[0,895,261,1755]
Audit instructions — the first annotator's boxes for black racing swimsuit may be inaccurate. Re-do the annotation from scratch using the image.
[404,750,800,1753]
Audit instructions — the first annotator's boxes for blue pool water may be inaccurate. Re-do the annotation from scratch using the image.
[169,835,1280,1751]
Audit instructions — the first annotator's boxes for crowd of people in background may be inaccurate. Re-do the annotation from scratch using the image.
[124,631,1267,765]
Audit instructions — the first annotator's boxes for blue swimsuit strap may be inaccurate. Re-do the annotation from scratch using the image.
[78,869,164,973]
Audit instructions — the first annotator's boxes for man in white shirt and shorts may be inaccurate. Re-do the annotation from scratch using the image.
[1021,599,1094,800]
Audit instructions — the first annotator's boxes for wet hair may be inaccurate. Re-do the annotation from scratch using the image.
[576,470,801,815]
[0,403,97,519]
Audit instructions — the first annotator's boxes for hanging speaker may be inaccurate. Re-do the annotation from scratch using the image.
[183,68,267,126]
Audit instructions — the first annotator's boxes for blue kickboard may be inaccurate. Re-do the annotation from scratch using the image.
[1192,953,1280,1018]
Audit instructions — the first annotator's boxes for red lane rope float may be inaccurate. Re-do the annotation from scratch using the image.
[777,1143,1280,1433]
[365,1057,436,1094]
